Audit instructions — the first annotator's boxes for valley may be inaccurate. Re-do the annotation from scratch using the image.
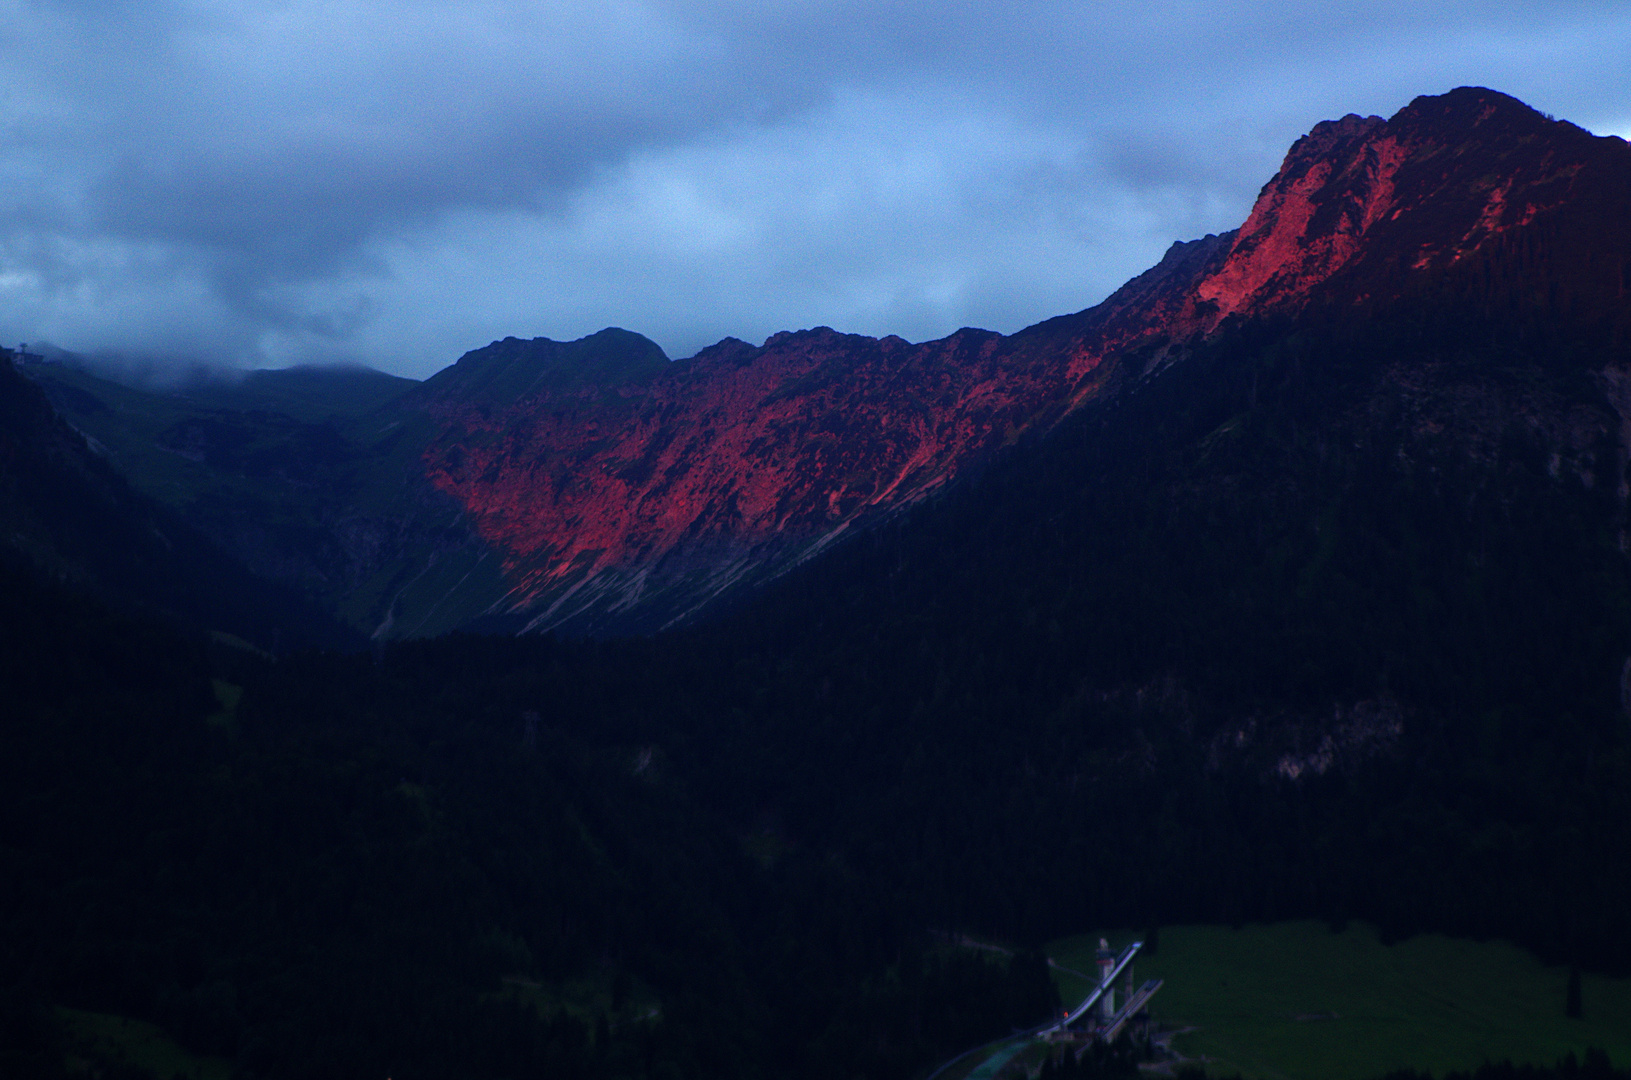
[1048,923,1631,1080]
[924,922,1631,1080]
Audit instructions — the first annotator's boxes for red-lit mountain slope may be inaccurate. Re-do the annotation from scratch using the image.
[398,87,1629,635]
[406,237,1240,634]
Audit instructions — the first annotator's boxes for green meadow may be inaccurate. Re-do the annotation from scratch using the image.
[58,1009,233,1080]
[1048,922,1631,1080]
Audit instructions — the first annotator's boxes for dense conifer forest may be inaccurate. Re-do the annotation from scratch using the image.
[4,283,1631,1078]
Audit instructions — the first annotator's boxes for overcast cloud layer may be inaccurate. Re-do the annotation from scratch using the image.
[2,1,1629,378]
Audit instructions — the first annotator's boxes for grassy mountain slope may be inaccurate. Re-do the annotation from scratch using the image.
[27,360,510,639]
[0,352,358,652]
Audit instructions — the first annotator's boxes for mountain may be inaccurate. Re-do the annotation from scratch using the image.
[518,88,1631,989]
[166,363,419,422]
[27,87,1631,640]
[26,360,519,638]
[0,350,358,651]
[399,87,1631,634]
[638,89,1631,973]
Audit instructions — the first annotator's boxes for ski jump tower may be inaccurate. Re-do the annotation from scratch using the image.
[1041,938,1163,1042]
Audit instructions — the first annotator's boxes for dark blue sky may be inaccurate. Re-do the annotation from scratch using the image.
[2,1,1628,377]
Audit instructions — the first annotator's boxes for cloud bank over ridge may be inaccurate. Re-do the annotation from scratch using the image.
[2,1,1628,377]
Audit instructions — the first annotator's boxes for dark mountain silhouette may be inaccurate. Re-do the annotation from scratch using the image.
[26,359,512,639]
[0,350,359,651]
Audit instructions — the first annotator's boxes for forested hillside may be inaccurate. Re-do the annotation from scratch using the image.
[675,295,1631,969]
[0,353,358,652]
[9,278,1629,1078]
[0,546,1061,1079]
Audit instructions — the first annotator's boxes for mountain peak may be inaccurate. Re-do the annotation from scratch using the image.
[1291,112,1386,162]
[1189,86,1625,327]
[1395,85,1555,136]
[419,327,669,407]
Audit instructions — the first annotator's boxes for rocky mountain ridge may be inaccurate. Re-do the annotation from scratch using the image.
[26,86,1631,637]
[406,87,1628,634]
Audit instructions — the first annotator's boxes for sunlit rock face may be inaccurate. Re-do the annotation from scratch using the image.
[1178,87,1629,332]
[405,87,1631,636]
[411,320,1141,634]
